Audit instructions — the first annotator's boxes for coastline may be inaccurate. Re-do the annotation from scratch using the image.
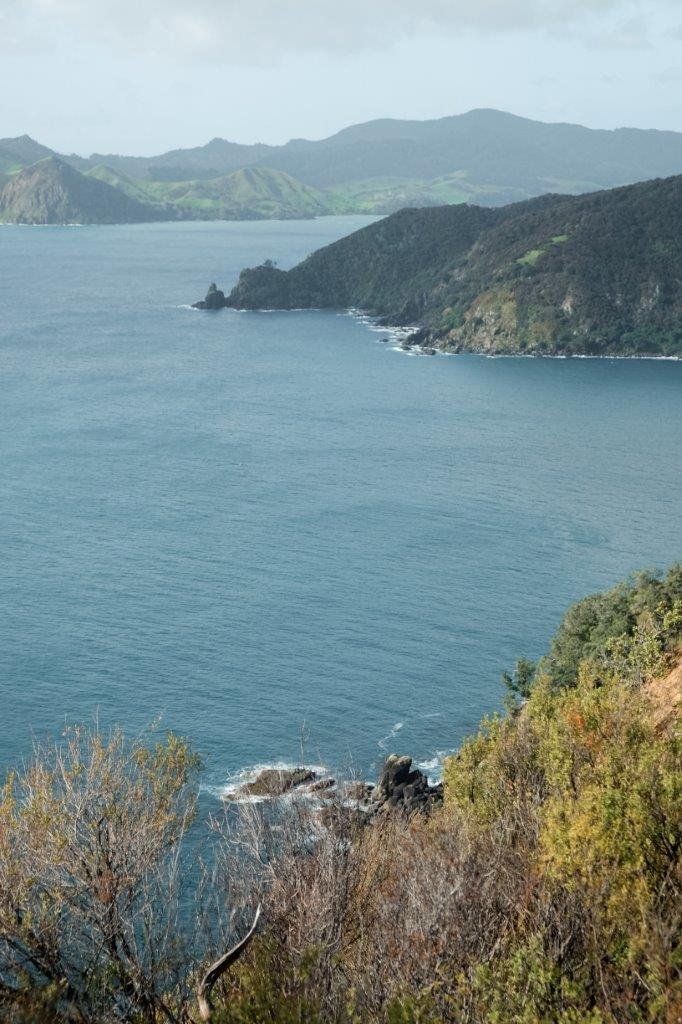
[346,308,682,360]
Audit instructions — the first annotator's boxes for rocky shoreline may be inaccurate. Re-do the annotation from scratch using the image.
[188,280,675,360]
[224,754,444,820]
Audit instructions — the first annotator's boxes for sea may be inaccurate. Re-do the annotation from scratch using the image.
[1,216,680,803]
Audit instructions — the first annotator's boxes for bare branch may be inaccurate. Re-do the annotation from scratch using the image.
[197,905,262,1022]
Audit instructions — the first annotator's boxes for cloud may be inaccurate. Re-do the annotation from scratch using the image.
[581,15,653,49]
[653,65,682,83]
[1,0,652,61]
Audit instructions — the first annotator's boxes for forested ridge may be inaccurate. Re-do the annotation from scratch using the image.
[227,174,682,356]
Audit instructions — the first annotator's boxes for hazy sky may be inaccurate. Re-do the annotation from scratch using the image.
[1,0,681,155]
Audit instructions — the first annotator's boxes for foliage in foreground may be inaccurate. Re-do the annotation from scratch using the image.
[0,565,680,1023]
[0,729,200,1023]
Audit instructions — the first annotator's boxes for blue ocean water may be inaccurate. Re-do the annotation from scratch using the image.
[1,217,680,797]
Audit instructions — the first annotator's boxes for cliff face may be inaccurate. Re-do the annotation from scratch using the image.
[0,157,166,224]
[226,175,682,356]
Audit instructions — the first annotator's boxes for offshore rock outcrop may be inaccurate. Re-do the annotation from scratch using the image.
[192,283,227,310]
[225,755,443,818]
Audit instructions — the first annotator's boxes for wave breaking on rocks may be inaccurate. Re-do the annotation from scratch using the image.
[222,754,444,820]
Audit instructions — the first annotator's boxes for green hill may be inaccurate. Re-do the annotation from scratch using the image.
[0,156,166,224]
[226,174,682,357]
[0,158,336,224]
[67,108,682,211]
[6,110,682,222]
[0,134,56,174]
[158,166,337,220]
[260,108,682,198]
[84,163,165,206]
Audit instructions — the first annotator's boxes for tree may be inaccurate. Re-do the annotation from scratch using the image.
[501,657,536,699]
[0,726,200,1024]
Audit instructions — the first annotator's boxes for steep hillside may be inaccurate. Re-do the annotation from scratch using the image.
[226,174,682,357]
[0,157,167,224]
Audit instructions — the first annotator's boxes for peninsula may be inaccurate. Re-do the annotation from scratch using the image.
[222,173,682,358]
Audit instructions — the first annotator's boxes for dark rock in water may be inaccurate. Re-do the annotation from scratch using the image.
[224,754,440,817]
[371,754,443,816]
[193,282,226,310]
[407,328,431,347]
[239,766,317,798]
[379,336,389,343]
[422,347,436,356]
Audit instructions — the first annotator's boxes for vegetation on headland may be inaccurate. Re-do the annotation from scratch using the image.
[0,564,680,1022]
[5,108,682,222]
[226,174,682,357]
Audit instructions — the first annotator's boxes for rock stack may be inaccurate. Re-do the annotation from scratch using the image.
[371,754,443,816]
[192,283,226,310]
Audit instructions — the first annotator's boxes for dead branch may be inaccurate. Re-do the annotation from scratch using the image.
[197,905,261,1022]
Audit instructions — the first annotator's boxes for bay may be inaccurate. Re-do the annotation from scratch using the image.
[1,217,680,796]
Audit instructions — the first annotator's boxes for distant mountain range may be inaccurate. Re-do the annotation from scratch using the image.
[225,174,682,358]
[3,109,682,224]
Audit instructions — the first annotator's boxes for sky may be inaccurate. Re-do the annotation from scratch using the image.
[1,0,681,155]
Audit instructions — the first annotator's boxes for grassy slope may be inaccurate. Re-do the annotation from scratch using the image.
[161,166,336,219]
[85,164,162,205]
[88,163,338,220]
